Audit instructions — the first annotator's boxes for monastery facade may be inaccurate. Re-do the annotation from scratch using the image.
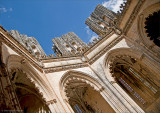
[0,0,160,112]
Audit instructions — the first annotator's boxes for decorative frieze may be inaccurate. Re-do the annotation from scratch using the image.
[44,63,88,73]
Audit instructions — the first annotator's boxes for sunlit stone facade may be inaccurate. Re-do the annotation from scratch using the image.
[0,0,160,112]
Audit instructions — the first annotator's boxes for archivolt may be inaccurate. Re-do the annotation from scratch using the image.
[59,70,104,100]
[104,48,143,68]
[104,48,160,86]
[6,55,53,102]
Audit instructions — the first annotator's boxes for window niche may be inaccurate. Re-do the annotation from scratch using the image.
[109,55,159,110]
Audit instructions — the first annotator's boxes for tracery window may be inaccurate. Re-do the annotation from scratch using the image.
[63,75,115,113]
[110,56,159,109]
[74,104,83,113]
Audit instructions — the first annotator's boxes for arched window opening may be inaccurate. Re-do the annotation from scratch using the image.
[74,104,83,113]
[110,56,159,109]
[11,71,50,113]
[144,10,160,47]
[63,75,115,113]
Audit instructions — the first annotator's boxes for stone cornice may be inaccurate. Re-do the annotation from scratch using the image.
[123,0,145,34]
[41,56,82,63]
[84,31,114,56]
[44,63,88,73]
[88,35,123,64]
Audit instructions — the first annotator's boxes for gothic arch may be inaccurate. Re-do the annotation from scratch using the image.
[138,2,160,57]
[60,70,115,113]
[60,70,103,101]
[6,55,54,106]
[104,48,160,80]
[104,48,160,111]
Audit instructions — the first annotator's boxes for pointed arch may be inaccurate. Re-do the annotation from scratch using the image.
[59,70,103,100]
[6,55,53,102]
[104,48,159,77]
[103,48,160,111]
[59,70,115,113]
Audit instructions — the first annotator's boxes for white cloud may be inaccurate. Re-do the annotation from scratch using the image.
[85,26,98,42]
[0,8,7,13]
[90,35,97,42]
[0,7,13,13]
[86,26,90,35]
[102,0,123,12]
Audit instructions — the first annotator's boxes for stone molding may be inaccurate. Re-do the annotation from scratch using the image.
[88,35,123,64]
[84,31,114,56]
[59,70,103,101]
[44,63,88,73]
[41,56,82,63]
[9,68,48,103]
[123,0,145,34]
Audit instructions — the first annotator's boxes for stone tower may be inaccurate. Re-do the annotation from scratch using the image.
[10,30,46,58]
[85,4,117,36]
[52,32,87,56]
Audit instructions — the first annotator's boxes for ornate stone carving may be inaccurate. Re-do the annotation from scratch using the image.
[44,63,88,73]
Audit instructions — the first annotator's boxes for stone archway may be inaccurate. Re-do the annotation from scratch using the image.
[60,71,115,113]
[6,55,53,112]
[104,48,160,112]
[10,69,51,113]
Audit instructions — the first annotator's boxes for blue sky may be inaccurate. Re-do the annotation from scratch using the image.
[0,0,122,55]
